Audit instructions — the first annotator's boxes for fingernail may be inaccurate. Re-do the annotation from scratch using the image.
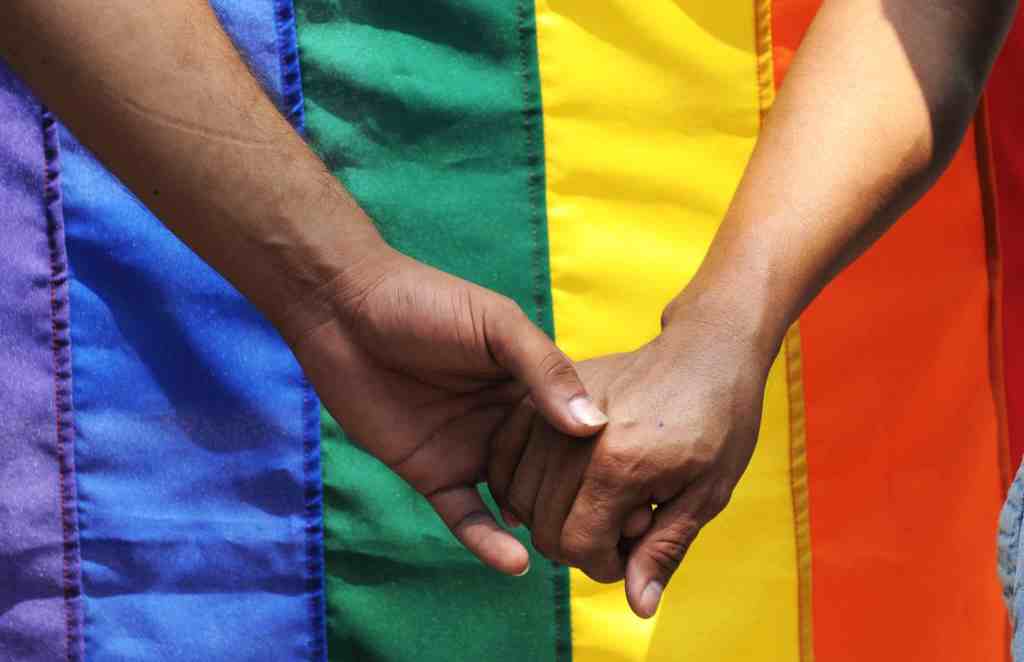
[515,562,531,577]
[640,581,664,618]
[569,395,609,427]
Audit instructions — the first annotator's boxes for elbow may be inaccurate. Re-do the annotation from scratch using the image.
[924,0,1017,173]
[926,66,979,170]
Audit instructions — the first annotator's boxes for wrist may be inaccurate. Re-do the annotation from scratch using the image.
[660,270,791,369]
[242,187,394,345]
[266,234,399,347]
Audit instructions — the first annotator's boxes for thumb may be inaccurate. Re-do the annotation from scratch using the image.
[427,484,531,577]
[624,488,709,619]
[487,302,607,437]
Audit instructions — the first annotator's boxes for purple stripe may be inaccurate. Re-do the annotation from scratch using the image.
[0,65,83,661]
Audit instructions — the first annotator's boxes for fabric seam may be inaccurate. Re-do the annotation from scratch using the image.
[300,375,327,662]
[973,95,1014,661]
[272,2,327,660]
[785,326,815,662]
[974,97,1012,494]
[42,108,84,662]
[273,0,307,135]
[520,0,555,336]
[516,1,570,660]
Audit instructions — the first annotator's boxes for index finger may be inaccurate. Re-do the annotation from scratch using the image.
[558,468,647,583]
[428,484,531,577]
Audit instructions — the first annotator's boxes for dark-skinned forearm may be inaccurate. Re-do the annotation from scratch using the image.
[1,1,383,335]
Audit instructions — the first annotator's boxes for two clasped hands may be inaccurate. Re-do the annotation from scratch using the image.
[5,0,1010,626]
[285,240,776,620]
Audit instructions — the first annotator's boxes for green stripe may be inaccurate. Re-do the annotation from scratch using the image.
[294,2,567,660]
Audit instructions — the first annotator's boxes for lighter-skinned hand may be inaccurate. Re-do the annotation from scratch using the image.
[488,306,773,616]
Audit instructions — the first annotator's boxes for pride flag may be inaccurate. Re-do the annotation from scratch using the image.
[1,1,1019,660]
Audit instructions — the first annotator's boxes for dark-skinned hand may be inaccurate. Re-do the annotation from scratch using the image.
[286,244,610,577]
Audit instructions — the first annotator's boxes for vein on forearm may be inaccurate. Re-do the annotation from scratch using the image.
[116,94,275,148]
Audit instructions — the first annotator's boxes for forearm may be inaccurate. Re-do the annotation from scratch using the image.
[1,1,382,335]
[664,0,1016,354]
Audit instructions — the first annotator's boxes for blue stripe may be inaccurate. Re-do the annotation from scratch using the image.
[61,2,323,659]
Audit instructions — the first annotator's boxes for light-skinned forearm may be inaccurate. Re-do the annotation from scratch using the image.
[664,0,1017,357]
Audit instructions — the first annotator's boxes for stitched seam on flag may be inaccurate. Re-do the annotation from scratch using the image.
[754,0,775,128]
[755,1,816,659]
[42,108,85,662]
[519,0,554,337]
[973,99,1014,661]
[301,378,327,662]
[785,325,815,662]
[974,98,1012,495]
[274,0,307,135]
[516,1,569,660]
[271,2,327,659]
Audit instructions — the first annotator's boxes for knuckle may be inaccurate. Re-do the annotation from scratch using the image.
[706,486,734,516]
[582,560,625,584]
[581,469,624,507]
[596,443,652,489]
[518,395,538,415]
[490,297,528,338]
[493,295,523,321]
[646,536,690,576]
[682,438,719,472]
[485,296,525,359]
[560,528,599,565]
[560,530,623,583]
[507,492,534,526]
[484,478,508,505]
[599,441,634,469]
[538,350,576,383]
[530,530,559,562]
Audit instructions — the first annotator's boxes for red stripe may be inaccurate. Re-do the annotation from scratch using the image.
[988,12,1024,471]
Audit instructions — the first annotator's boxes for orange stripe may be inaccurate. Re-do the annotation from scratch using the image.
[772,2,1010,660]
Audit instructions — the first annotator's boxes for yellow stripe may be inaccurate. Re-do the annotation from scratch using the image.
[534,1,803,659]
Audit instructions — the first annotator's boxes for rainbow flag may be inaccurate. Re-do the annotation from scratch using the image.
[1,1,1019,660]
